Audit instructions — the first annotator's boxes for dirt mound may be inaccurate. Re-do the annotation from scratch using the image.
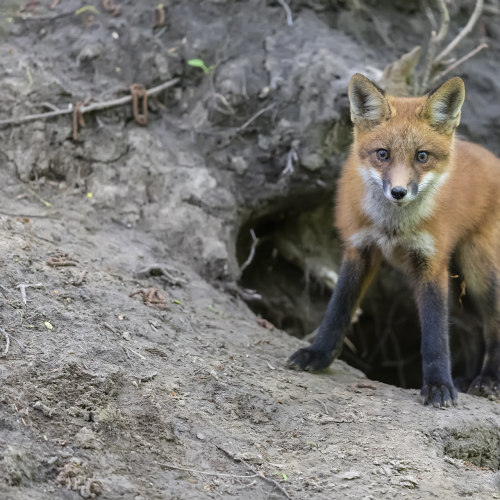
[1,0,500,498]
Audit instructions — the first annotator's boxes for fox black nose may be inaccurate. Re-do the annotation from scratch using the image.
[391,186,407,200]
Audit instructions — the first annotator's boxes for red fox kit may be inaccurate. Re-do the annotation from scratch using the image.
[289,73,500,407]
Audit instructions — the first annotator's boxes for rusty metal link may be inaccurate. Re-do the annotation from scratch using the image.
[72,102,86,141]
[130,84,148,126]
[154,3,166,29]
[103,0,121,16]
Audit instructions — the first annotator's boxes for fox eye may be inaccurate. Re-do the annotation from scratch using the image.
[376,149,390,161]
[416,151,429,163]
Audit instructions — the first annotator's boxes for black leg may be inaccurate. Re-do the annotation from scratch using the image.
[468,276,500,397]
[288,247,379,372]
[415,276,457,407]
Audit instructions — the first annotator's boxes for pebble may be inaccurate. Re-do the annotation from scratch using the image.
[341,470,360,480]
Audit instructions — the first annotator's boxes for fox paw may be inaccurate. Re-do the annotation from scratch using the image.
[468,374,500,398]
[420,383,458,407]
[287,347,333,372]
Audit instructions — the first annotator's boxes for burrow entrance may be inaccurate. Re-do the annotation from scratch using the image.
[237,196,485,390]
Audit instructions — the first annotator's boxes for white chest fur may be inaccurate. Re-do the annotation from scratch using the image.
[348,226,435,264]
[349,166,448,264]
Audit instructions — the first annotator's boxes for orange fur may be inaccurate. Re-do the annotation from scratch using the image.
[289,74,500,405]
[337,77,500,290]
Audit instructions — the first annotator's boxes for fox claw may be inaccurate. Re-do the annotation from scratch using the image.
[420,383,458,407]
[287,347,333,372]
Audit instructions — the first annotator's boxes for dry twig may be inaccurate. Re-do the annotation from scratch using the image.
[120,343,146,360]
[240,229,259,273]
[240,457,290,499]
[236,104,276,132]
[145,347,168,358]
[8,334,25,352]
[435,0,484,65]
[47,256,77,267]
[418,0,450,93]
[277,0,293,26]
[135,264,186,286]
[16,283,43,305]
[103,322,117,334]
[384,0,486,95]
[129,287,170,310]
[357,382,377,390]
[215,445,291,498]
[315,399,329,415]
[0,78,179,128]
[159,462,259,479]
[432,43,488,83]
[256,317,275,331]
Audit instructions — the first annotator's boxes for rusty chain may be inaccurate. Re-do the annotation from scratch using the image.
[72,102,86,140]
[130,84,148,126]
[154,4,166,29]
[103,0,121,16]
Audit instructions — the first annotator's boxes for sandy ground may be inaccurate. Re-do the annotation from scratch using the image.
[0,194,499,500]
[1,1,500,499]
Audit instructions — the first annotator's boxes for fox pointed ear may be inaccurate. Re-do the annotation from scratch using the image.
[348,73,390,129]
[421,77,465,134]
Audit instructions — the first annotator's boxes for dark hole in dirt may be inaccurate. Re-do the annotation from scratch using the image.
[237,197,485,390]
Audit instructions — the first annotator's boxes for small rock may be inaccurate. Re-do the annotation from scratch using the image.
[230,156,248,175]
[341,470,360,480]
[33,401,54,417]
[197,432,205,440]
[140,372,157,382]
[178,400,186,407]
[398,475,419,488]
[301,152,324,171]
[122,332,131,341]
[75,427,101,449]
[258,86,270,99]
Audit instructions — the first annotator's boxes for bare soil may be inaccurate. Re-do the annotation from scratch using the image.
[1,1,500,499]
[0,191,499,499]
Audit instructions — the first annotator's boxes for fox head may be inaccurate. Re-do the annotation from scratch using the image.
[348,73,465,207]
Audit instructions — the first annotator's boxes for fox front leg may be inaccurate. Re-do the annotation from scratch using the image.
[288,247,380,372]
[414,269,458,407]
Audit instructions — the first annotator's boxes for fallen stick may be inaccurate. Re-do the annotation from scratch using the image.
[240,229,259,273]
[120,343,146,360]
[135,264,186,286]
[0,211,53,219]
[315,399,329,415]
[14,9,74,20]
[216,445,291,499]
[158,463,259,479]
[434,0,484,65]
[0,78,180,128]
[103,322,117,334]
[236,103,276,132]
[8,334,25,352]
[432,43,488,84]
[16,283,44,305]
[47,257,77,267]
[277,0,293,26]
